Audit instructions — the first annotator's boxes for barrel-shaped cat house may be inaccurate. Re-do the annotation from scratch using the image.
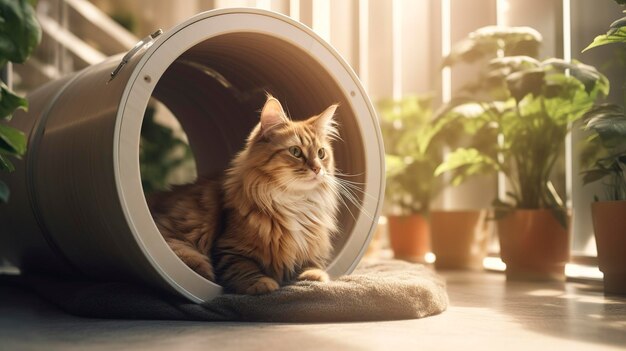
[0,9,384,302]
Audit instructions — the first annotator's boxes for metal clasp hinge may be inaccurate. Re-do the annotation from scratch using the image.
[108,29,163,83]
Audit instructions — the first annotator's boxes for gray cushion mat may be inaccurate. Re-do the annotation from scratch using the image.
[1,259,448,322]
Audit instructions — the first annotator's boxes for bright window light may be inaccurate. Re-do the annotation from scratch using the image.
[496,0,510,26]
[289,0,300,21]
[392,0,403,100]
[483,257,604,280]
[312,0,331,42]
[565,263,603,280]
[358,0,369,91]
[441,0,451,103]
[563,0,573,208]
[256,0,271,10]
[483,257,507,271]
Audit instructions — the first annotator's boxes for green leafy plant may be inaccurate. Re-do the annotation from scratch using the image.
[580,1,626,201]
[442,25,542,69]
[0,0,41,202]
[380,95,451,216]
[435,26,608,224]
[433,26,542,188]
[140,104,195,195]
[581,104,626,200]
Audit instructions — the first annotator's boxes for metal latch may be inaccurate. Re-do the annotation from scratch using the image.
[108,29,163,83]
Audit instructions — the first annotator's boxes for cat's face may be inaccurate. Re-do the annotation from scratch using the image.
[247,96,338,192]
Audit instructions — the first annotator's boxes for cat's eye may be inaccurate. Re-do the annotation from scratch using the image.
[318,148,326,159]
[289,146,303,158]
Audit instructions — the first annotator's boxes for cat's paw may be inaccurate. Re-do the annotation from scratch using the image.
[186,255,215,281]
[195,263,215,281]
[245,277,280,295]
[297,269,329,282]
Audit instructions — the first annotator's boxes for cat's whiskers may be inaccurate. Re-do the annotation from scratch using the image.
[333,169,378,203]
[333,173,363,178]
[334,181,363,210]
[330,184,358,222]
[334,178,377,202]
[328,176,373,220]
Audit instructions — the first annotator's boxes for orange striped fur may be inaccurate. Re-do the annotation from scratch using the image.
[149,95,340,294]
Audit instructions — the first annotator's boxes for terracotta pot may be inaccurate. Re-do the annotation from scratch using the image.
[430,210,491,270]
[387,214,430,263]
[591,201,626,295]
[497,209,570,281]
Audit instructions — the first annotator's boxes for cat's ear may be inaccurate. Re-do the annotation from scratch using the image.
[310,104,339,139]
[260,96,288,135]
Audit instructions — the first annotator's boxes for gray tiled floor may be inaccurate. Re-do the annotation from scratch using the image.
[1,271,625,351]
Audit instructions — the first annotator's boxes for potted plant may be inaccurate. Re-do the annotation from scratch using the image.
[380,94,494,268]
[0,0,41,203]
[581,3,626,294]
[428,27,545,272]
[427,102,500,270]
[379,95,447,263]
[581,104,626,293]
[437,26,609,280]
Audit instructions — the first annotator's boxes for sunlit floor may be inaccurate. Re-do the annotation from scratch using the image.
[0,271,625,351]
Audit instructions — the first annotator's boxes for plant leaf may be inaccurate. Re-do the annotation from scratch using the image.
[385,154,408,178]
[0,179,8,202]
[584,103,626,147]
[583,27,626,52]
[609,15,626,34]
[506,68,545,102]
[435,148,499,183]
[0,153,15,172]
[0,81,28,120]
[488,56,541,73]
[550,207,569,230]
[546,180,564,208]
[0,0,42,64]
[443,26,542,67]
[0,123,26,155]
[443,38,499,67]
[581,168,613,185]
[541,59,609,96]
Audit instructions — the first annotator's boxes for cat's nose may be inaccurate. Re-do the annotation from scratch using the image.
[310,165,321,174]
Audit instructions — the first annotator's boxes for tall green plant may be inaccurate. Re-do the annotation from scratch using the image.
[0,0,41,202]
[435,26,608,223]
[380,95,450,216]
[580,0,626,201]
[433,26,542,189]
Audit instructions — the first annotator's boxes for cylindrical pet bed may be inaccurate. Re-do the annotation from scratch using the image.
[0,8,384,303]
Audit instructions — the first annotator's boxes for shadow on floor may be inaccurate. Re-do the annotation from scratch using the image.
[443,270,626,348]
[0,286,364,351]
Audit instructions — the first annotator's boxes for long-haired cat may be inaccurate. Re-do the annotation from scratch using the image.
[149,95,340,295]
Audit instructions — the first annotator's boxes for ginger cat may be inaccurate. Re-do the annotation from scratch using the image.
[149,95,340,295]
